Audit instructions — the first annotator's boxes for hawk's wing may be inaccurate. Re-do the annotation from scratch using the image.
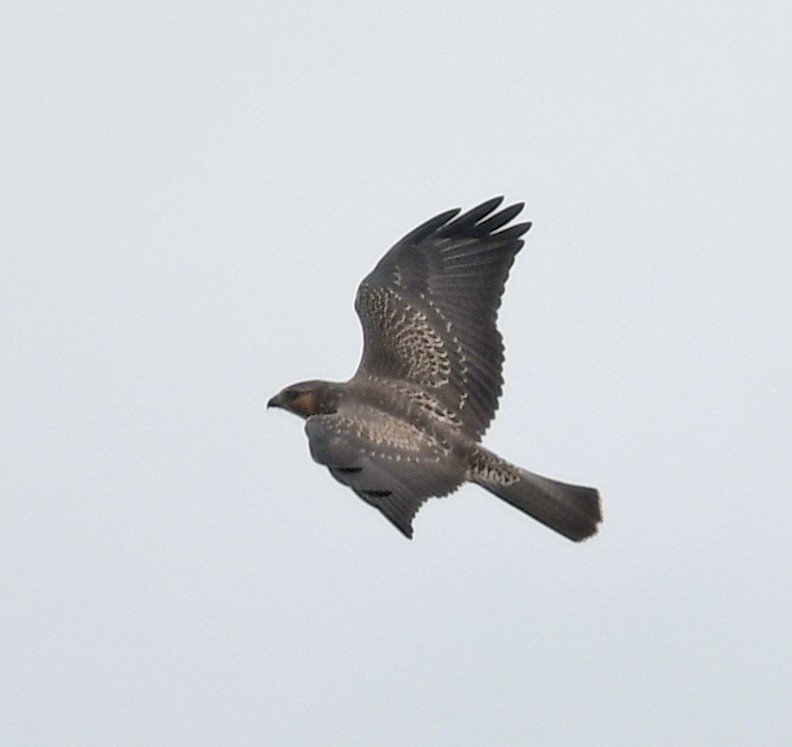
[305,407,464,538]
[352,197,531,441]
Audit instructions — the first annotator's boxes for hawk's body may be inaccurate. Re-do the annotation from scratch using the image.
[269,198,602,540]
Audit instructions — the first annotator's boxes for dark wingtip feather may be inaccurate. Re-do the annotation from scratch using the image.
[469,195,507,219]
[492,221,532,241]
[441,197,505,234]
[386,509,415,539]
[476,202,525,234]
[399,207,461,246]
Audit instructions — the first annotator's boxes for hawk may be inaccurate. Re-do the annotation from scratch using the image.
[268,197,602,541]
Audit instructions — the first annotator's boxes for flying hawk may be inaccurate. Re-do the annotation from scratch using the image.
[268,197,602,541]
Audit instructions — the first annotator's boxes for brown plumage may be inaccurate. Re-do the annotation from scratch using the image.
[268,197,602,540]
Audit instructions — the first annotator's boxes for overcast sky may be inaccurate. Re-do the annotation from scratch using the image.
[2,2,791,745]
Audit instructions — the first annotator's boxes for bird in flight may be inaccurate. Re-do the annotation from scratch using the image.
[268,197,602,541]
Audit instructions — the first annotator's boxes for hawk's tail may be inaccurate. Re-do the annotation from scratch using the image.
[470,449,602,542]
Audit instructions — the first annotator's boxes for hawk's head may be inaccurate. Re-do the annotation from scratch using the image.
[267,380,341,419]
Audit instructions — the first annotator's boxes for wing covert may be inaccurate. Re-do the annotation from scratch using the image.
[353,197,531,440]
[305,408,464,538]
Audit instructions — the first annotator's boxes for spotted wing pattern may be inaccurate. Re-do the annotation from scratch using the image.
[305,405,464,537]
[353,197,531,441]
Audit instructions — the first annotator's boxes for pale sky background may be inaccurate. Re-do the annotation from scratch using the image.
[2,2,791,745]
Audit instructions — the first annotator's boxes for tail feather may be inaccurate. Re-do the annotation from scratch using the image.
[471,450,602,541]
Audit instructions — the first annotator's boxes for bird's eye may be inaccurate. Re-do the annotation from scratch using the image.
[283,390,300,402]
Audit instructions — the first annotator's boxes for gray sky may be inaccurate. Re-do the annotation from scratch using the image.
[2,2,791,745]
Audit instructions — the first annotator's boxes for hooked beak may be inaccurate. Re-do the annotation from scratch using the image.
[267,393,280,409]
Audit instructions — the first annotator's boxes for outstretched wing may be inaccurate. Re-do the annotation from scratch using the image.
[353,197,531,441]
[305,407,464,538]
